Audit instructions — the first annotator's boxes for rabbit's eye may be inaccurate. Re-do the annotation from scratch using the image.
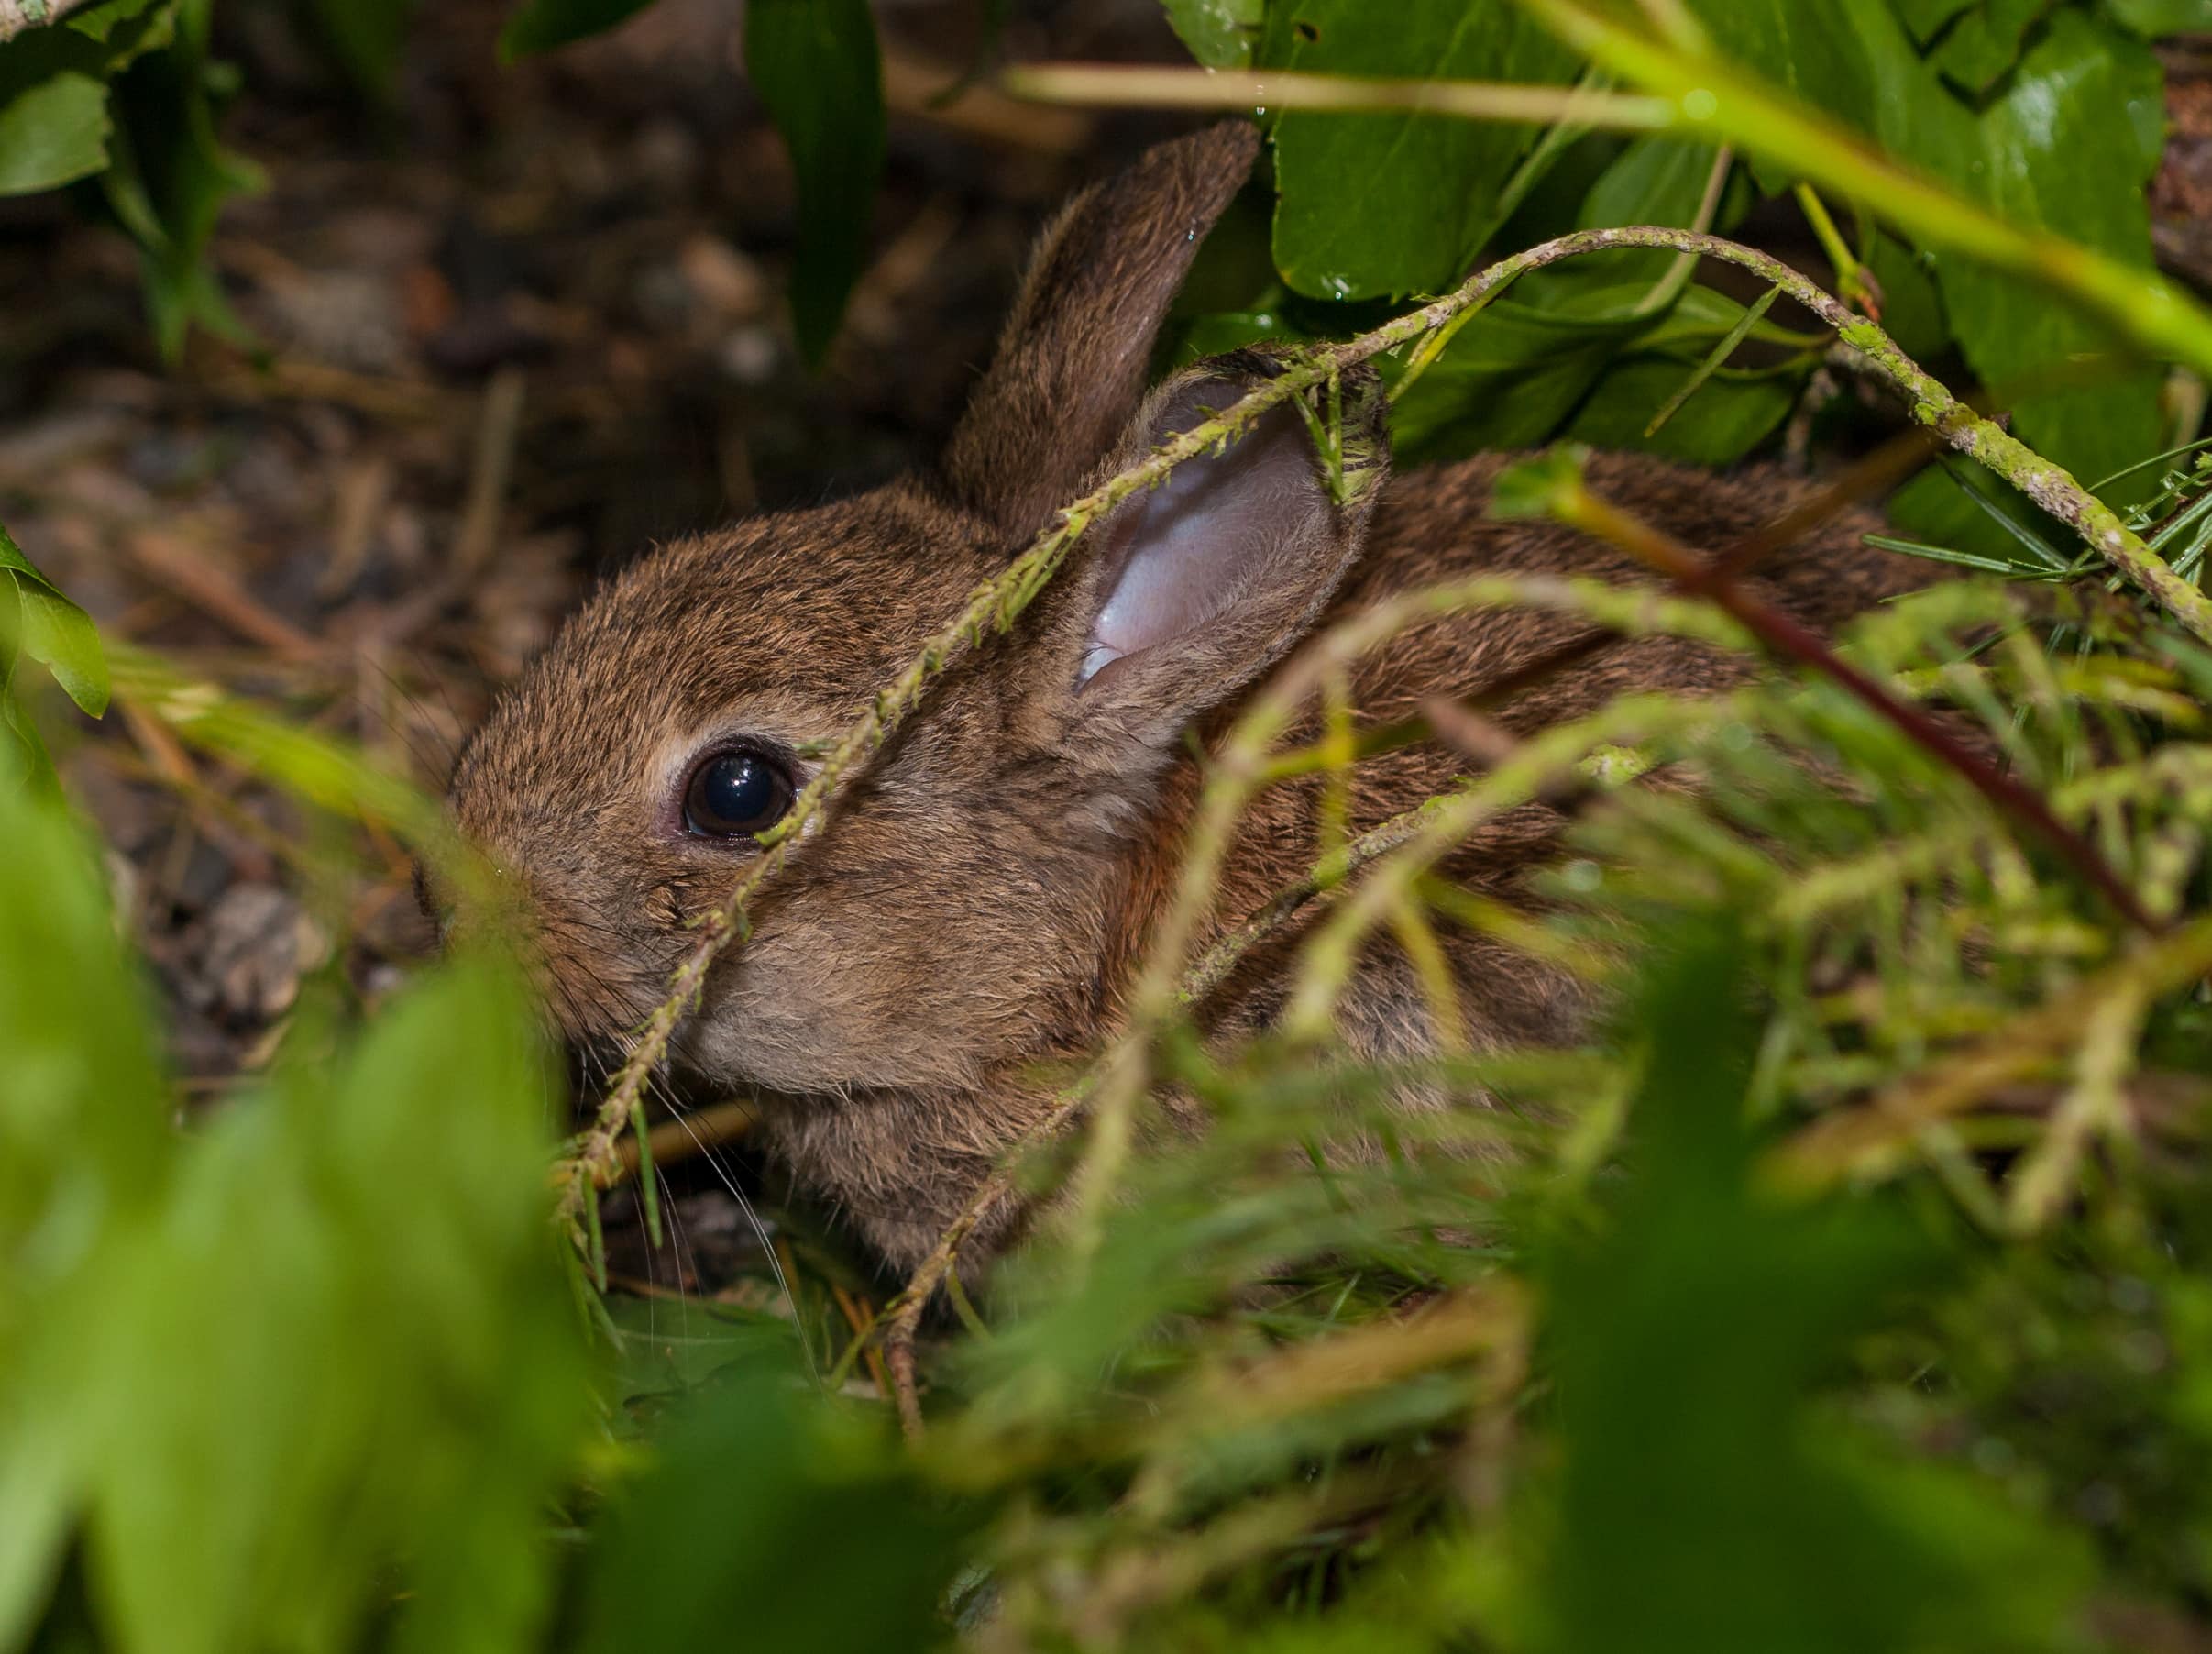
[682,749,795,840]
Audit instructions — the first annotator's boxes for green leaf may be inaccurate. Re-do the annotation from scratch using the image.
[1850,4,2167,509]
[1533,921,2092,1654]
[101,0,264,359]
[301,0,417,95]
[498,0,655,61]
[2107,0,2212,30]
[81,959,590,1654]
[1262,0,1579,301]
[1164,0,1265,68]
[1887,0,1978,41]
[744,0,886,364]
[1488,445,1590,521]
[1923,0,2046,93]
[1688,0,1878,193]
[0,779,168,1646]
[0,69,107,193]
[0,525,106,717]
[62,0,168,40]
[579,1365,979,1654]
[0,0,174,195]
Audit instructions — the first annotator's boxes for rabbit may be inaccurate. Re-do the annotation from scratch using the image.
[447,120,1932,1275]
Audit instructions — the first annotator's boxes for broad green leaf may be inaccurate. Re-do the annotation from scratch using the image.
[744,0,886,364]
[1887,0,1977,40]
[1924,0,2045,93]
[1850,3,2166,514]
[1164,0,1264,68]
[2104,0,2212,33]
[0,69,108,193]
[1391,282,1803,465]
[1390,296,1642,459]
[1565,353,1799,466]
[1262,0,1579,301]
[498,0,655,60]
[1688,0,1878,193]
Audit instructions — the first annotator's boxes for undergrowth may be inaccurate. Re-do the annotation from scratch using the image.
[7,1,2212,1652]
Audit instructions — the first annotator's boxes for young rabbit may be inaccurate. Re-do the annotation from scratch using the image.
[449,121,1930,1273]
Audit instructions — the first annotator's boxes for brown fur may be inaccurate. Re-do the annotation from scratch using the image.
[449,124,1932,1274]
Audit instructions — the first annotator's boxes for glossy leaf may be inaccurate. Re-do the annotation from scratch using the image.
[1164,0,1264,68]
[1923,0,2045,93]
[744,0,886,364]
[1262,0,1578,301]
[1847,2,2166,530]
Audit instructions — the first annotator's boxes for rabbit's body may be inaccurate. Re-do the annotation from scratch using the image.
[450,123,1929,1273]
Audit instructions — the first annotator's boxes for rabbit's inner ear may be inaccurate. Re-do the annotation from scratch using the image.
[1069,382,1368,745]
[1079,405,1319,690]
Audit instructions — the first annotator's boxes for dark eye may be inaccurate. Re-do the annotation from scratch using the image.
[682,748,795,840]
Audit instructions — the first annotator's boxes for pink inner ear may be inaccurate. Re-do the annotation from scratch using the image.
[1079,405,1321,689]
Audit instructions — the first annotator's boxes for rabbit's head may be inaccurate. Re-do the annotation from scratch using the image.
[449,121,1392,1103]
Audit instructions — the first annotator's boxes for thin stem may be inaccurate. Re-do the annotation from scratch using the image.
[999,63,1677,130]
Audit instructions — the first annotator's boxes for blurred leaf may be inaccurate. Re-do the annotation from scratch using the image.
[301,0,418,96]
[0,0,171,194]
[1261,0,1578,301]
[1533,921,2091,1654]
[0,70,106,192]
[2106,0,2212,28]
[0,781,168,1647]
[744,0,885,364]
[1688,0,1878,193]
[579,1366,977,1654]
[99,0,263,359]
[1164,0,1264,68]
[498,0,655,61]
[77,958,591,1654]
[1489,445,1589,520]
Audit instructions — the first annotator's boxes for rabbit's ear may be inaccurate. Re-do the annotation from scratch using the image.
[1048,357,1390,758]
[940,120,1260,540]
